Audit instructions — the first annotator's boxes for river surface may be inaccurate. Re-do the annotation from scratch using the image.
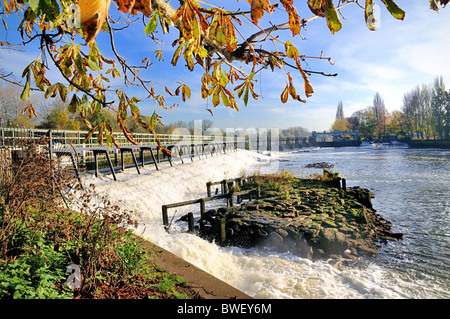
[87,145,449,299]
[276,145,450,298]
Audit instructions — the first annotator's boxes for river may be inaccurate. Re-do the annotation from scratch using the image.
[85,145,449,299]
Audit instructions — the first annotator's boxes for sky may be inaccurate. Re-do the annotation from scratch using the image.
[1,0,450,132]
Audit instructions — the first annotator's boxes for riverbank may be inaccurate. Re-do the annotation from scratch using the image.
[405,138,450,149]
[138,239,251,299]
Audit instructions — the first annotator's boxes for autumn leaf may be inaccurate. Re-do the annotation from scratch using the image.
[280,84,289,103]
[431,0,450,10]
[380,0,405,20]
[307,0,326,17]
[280,0,301,36]
[324,0,342,34]
[246,0,275,25]
[20,71,31,102]
[116,0,152,16]
[78,0,112,44]
[181,84,191,102]
[307,0,342,34]
[131,0,153,17]
[21,104,38,119]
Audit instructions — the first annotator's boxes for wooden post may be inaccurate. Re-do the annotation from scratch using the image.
[342,178,346,191]
[220,218,226,244]
[227,193,234,207]
[200,198,206,217]
[221,180,226,194]
[207,184,211,197]
[188,212,194,233]
[162,205,169,229]
[335,177,341,190]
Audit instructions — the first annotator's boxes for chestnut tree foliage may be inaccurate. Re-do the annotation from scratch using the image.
[0,0,448,151]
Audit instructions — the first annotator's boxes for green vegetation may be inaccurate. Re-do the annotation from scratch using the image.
[0,140,195,299]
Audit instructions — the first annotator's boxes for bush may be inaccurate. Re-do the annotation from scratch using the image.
[0,140,192,299]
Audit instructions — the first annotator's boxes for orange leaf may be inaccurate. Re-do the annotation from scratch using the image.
[78,0,112,44]
[280,0,301,36]
[246,0,275,25]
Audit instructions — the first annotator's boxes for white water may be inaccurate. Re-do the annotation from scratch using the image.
[81,149,449,299]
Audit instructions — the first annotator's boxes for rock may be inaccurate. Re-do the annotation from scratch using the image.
[305,162,334,169]
[319,228,348,254]
[196,173,401,261]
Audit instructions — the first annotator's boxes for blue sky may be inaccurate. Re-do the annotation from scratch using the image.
[1,1,450,132]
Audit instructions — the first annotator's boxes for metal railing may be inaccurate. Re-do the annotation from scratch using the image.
[0,126,241,148]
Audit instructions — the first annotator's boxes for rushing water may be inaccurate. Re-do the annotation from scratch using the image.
[85,145,449,299]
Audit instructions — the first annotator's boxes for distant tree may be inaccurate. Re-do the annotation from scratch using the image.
[431,76,448,139]
[386,110,406,135]
[347,110,362,131]
[335,101,344,121]
[37,108,81,130]
[0,83,36,128]
[373,92,388,135]
[359,108,377,138]
[331,118,349,131]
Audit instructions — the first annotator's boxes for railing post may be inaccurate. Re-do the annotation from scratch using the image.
[48,129,53,160]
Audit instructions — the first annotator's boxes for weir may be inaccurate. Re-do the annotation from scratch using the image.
[0,126,256,181]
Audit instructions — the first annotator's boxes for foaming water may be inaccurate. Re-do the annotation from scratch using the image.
[82,148,450,299]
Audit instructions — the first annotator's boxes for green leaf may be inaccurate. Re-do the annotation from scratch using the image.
[380,0,405,20]
[150,110,157,128]
[88,59,100,73]
[145,14,158,35]
[324,0,342,34]
[20,72,31,102]
[68,94,80,113]
[57,83,68,102]
[28,0,60,22]
[285,40,299,59]
[171,40,185,66]
[220,90,230,107]
[212,87,220,107]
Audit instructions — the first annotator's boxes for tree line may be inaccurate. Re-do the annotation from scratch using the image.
[332,76,450,140]
[0,82,215,135]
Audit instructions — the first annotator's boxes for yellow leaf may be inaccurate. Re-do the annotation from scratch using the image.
[78,0,112,44]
